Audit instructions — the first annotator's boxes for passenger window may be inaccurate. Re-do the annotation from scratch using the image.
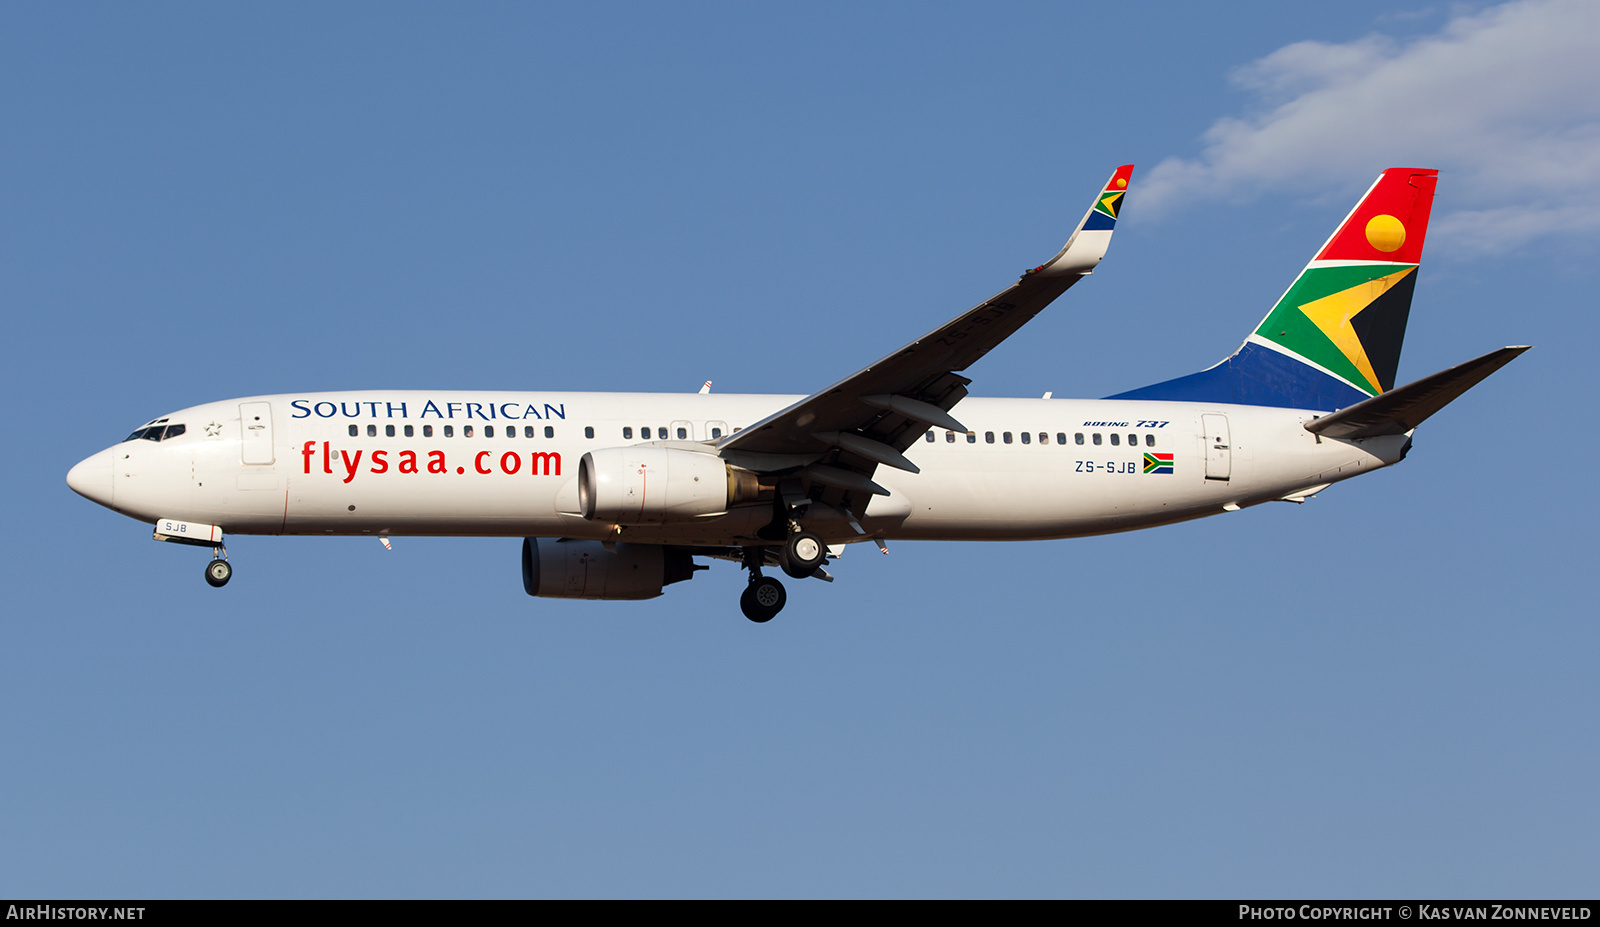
[365,424,375,437]
[945,431,955,443]
[985,432,995,444]
[349,425,359,437]
[386,424,395,438]
[1020,432,1031,444]
[423,425,434,438]
[1146,434,1155,447]
[587,426,597,439]
[1092,433,1101,445]
[711,427,722,439]
[1110,433,1119,446]
[464,425,475,438]
[444,425,454,438]
[657,427,667,440]
[1128,433,1138,446]
[675,427,686,440]
[1039,433,1049,445]
[404,425,414,437]
[925,431,935,443]
[966,432,976,443]
[1057,433,1067,445]
[524,426,534,438]
[485,426,495,438]
[623,427,633,440]
[1003,432,1013,444]
[545,426,555,439]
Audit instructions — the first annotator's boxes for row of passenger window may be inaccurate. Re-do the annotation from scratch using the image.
[343,423,735,441]
[925,430,1159,447]
[622,425,730,440]
[338,421,1158,449]
[347,423,568,439]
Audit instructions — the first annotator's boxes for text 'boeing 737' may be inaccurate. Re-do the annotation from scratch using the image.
[67,165,1528,622]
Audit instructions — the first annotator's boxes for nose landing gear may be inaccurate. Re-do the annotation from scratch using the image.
[204,546,231,587]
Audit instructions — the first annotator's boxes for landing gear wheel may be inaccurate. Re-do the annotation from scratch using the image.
[740,576,786,623]
[204,559,232,588]
[780,530,826,579]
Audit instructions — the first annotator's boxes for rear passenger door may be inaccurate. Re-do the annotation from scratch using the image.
[1202,413,1230,481]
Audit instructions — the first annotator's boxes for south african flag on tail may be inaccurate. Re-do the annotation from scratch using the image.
[1108,168,1438,413]
[1144,453,1174,474]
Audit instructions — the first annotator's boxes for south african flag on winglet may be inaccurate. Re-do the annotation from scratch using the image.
[1093,165,1132,219]
[1095,190,1123,219]
[1143,453,1173,474]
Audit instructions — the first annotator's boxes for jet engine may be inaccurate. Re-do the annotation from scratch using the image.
[521,538,700,600]
[578,446,761,525]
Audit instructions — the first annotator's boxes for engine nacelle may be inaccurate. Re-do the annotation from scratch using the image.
[521,538,698,600]
[578,446,760,525]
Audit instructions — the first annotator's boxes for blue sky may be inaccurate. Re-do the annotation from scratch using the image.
[4,0,1597,898]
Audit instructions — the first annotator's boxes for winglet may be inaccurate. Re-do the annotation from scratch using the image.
[1030,164,1134,277]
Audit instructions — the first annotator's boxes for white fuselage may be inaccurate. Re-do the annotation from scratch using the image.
[70,390,1409,547]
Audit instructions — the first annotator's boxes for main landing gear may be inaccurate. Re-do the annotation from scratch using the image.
[779,530,826,579]
[741,574,786,623]
[738,530,831,623]
[739,545,787,623]
[204,546,231,588]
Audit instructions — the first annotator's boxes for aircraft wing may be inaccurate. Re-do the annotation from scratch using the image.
[716,165,1133,506]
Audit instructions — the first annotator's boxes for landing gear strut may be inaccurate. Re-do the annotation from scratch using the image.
[739,546,786,623]
[204,545,231,588]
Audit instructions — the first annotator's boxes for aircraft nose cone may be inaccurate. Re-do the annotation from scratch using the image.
[67,448,115,507]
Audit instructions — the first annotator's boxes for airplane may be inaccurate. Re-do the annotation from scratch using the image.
[66,165,1528,622]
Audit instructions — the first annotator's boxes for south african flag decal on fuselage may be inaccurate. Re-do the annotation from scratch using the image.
[1143,453,1174,474]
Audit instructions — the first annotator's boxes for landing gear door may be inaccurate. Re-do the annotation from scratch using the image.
[1202,413,1231,481]
[240,401,275,465]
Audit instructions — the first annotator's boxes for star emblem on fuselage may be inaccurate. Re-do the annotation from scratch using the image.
[204,421,222,437]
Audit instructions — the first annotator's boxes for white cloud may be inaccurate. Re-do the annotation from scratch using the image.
[1138,0,1600,253]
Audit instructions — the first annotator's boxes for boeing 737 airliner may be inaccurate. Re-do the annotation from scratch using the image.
[66,166,1527,621]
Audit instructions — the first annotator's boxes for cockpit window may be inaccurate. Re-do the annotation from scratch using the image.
[124,422,184,443]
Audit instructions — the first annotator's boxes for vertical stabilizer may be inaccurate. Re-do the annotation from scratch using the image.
[1109,168,1439,411]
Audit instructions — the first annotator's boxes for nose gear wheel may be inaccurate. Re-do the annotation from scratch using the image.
[204,559,232,587]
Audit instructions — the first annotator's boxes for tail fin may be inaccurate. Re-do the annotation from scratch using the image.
[1109,168,1439,411]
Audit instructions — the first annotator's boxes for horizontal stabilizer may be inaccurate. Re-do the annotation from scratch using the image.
[1305,346,1530,439]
